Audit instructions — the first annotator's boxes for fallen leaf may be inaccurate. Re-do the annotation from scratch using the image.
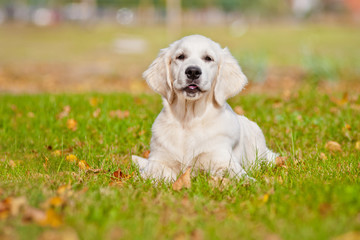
[92,108,101,118]
[48,197,65,208]
[333,231,360,240]
[56,185,72,196]
[27,112,35,118]
[23,207,46,223]
[275,156,287,167]
[89,97,102,107]
[38,208,63,227]
[142,150,150,158]
[66,119,77,131]
[38,229,79,240]
[57,106,71,119]
[325,141,342,152]
[0,196,27,219]
[52,150,62,157]
[78,160,90,170]
[319,152,328,160]
[172,168,191,191]
[8,160,16,168]
[234,106,245,115]
[65,154,78,163]
[191,229,204,240]
[111,168,132,181]
[355,141,360,151]
[109,110,129,119]
[330,92,349,106]
[262,193,270,203]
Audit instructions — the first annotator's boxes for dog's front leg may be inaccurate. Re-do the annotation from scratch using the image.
[132,155,177,181]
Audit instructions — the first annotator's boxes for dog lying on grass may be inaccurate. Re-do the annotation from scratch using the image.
[132,35,278,181]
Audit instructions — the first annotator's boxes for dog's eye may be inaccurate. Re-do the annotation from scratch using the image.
[204,56,213,62]
[176,54,185,60]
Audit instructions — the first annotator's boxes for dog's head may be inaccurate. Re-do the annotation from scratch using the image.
[143,35,247,106]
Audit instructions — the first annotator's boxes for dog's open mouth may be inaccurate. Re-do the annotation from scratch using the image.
[184,84,200,94]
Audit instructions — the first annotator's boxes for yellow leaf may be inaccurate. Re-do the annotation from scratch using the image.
[333,231,360,240]
[78,160,90,170]
[262,193,269,203]
[325,141,342,152]
[65,154,78,163]
[172,168,191,191]
[49,197,65,207]
[89,97,101,107]
[56,184,72,196]
[355,141,360,151]
[38,208,62,227]
[52,150,62,157]
[66,119,77,131]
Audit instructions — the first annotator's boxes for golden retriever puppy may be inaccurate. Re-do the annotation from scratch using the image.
[132,35,278,181]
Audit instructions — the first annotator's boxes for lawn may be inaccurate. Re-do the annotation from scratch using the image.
[0,23,360,240]
[1,89,359,240]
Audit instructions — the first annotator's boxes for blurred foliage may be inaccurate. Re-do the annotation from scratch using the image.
[0,0,290,15]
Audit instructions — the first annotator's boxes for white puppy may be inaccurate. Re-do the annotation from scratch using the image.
[132,35,277,181]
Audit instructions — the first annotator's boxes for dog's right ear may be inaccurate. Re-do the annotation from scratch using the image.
[143,48,174,103]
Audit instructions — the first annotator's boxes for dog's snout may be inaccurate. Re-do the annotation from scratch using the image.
[185,66,202,80]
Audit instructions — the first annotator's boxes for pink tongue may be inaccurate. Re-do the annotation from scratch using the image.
[188,85,197,89]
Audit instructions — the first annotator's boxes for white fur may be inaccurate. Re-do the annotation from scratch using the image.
[132,35,278,181]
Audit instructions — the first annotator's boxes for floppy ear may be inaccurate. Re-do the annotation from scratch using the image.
[143,48,174,103]
[214,47,248,106]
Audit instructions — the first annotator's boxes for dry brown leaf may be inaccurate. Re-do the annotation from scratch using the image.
[234,106,245,115]
[57,105,71,119]
[191,229,204,240]
[65,154,78,163]
[8,160,16,168]
[66,119,77,131]
[27,112,35,118]
[109,168,133,186]
[325,141,342,152]
[0,196,27,219]
[320,152,328,160]
[142,150,150,158]
[275,156,287,167]
[172,168,191,191]
[109,110,130,119]
[22,207,46,223]
[38,229,79,240]
[78,160,90,170]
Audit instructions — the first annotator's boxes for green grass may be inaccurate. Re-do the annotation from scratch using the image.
[1,89,359,240]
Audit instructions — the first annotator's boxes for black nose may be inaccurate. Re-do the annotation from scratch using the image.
[185,66,202,80]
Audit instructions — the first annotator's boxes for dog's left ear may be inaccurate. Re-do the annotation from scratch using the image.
[214,47,247,106]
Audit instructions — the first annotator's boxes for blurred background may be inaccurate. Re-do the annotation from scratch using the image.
[0,0,359,94]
